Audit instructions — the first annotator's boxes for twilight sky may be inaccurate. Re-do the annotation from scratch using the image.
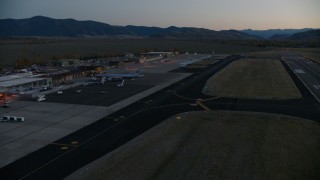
[0,0,319,30]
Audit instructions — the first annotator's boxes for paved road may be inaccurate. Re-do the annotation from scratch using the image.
[1,55,320,179]
[281,52,320,103]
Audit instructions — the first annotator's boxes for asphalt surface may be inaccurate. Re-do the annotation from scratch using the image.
[45,83,153,106]
[281,52,320,103]
[43,73,180,106]
[1,55,320,179]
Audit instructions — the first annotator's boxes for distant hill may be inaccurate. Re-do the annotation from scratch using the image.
[0,16,126,37]
[289,30,320,41]
[241,28,313,39]
[0,16,258,40]
[269,34,291,40]
[152,27,259,40]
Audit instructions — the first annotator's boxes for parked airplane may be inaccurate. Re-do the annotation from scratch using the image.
[84,77,106,86]
[117,79,125,87]
[36,94,46,102]
[96,69,142,81]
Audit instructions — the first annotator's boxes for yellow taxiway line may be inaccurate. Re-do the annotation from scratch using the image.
[196,101,211,112]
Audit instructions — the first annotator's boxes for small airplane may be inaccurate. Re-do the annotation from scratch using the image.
[117,80,125,87]
[36,94,46,102]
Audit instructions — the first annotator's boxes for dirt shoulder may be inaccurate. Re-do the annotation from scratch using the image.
[68,111,320,180]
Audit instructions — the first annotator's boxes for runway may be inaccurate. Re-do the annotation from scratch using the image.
[1,55,320,179]
[281,52,320,103]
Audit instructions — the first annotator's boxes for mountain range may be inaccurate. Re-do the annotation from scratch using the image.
[241,28,313,39]
[0,16,319,41]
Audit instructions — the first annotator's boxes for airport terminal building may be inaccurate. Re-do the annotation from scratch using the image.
[140,52,173,63]
[0,73,52,93]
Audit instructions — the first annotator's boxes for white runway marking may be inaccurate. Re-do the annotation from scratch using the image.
[294,69,305,73]
[313,85,320,90]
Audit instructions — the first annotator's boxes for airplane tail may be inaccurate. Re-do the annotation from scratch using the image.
[117,79,125,87]
[101,77,106,84]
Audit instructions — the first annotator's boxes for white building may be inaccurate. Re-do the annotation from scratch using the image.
[140,52,173,63]
[0,73,52,93]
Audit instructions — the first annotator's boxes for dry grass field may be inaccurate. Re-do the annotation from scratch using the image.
[0,38,270,67]
[71,111,320,180]
[290,48,320,64]
[1,38,318,67]
[203,56,302,99]
[245,50,280,59]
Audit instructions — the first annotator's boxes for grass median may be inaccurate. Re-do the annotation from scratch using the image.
[203,56,302,99]
[75,111,320,180]
[290,48,320,64]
